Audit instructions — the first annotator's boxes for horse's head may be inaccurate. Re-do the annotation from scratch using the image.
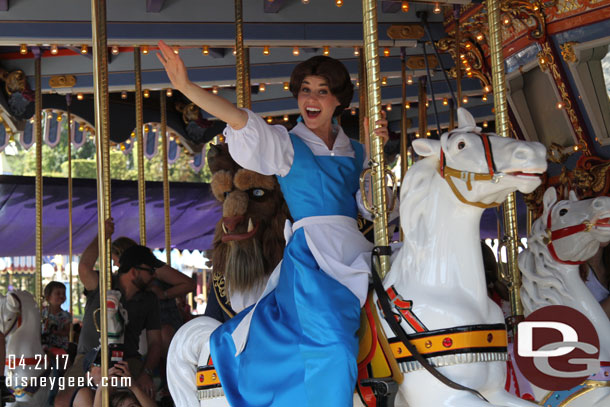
[540,187,610,264]
[0,291,21,336]
[413,108,547,208]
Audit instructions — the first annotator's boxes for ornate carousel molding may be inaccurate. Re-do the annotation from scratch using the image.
[537,41,593,155]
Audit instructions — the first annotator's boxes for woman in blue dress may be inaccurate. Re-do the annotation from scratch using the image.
[158,41,388,406]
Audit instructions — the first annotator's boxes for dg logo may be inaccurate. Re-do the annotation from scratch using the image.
[514,305,600,391]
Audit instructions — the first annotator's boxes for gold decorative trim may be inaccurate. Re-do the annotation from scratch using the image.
[437,37,491,91]
[406,55,438,70]
[499,0,550,41]
[386,24,425,40]
[537,41,590,155]
[49,75,76,88]
[560,41,578,63]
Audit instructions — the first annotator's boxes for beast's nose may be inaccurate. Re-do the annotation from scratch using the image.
[222,216,244,233]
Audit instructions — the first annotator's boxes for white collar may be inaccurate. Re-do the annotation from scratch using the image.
[291,122,351,152]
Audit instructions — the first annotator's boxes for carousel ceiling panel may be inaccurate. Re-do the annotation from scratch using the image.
[0,175,221,257]
[0,0,493,133]
[0,0,465,23]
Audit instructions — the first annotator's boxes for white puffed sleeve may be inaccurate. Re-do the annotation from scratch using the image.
[224,109,294,177]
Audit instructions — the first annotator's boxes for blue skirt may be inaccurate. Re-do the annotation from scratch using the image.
[210,229,361,406]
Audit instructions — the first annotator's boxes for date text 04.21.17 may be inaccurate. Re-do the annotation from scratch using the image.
[6,354,69,371]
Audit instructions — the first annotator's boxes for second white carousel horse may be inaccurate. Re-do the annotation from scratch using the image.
[1,290,51,407]
[517,187,610,406]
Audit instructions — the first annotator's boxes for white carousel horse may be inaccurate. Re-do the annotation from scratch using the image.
[516,187,610,406]
[374,108,546,407]
[1,290,51,407]
[167,108,547,406]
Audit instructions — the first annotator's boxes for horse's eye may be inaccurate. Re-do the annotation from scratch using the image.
[559,208,568,216]
[457,141,466,150]
[252,189,265,197]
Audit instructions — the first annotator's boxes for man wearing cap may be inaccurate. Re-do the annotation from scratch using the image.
[54,244,162,407]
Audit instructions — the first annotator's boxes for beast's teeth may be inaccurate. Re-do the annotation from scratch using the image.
[247,218,254,233]
[222,223,228,234]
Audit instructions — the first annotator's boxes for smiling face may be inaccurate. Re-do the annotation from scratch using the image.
[47,287,66,307]
[297,75,340,137]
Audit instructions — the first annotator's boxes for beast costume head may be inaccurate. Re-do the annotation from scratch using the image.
[208,143,290,307]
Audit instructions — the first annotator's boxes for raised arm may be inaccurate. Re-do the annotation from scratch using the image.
[151,264,196,301]
[157,40,248,130]
[78,218,114,291]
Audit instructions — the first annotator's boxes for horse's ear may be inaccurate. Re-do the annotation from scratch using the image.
[542,187,558,222]
[568,190,579,202]
[457,108,477,130]
[7,292,19,310]
[412,138,440,158]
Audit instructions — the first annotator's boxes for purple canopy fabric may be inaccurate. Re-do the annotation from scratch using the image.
[0,175,221,256]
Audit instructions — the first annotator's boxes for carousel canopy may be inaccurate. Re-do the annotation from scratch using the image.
[0,175,220,256]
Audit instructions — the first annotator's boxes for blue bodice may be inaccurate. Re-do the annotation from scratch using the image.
[277,133,364,221]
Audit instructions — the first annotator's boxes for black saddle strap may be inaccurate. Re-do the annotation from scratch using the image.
[370,246,489,402]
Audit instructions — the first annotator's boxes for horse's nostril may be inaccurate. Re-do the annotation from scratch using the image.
[513,147,532,161]
[592,197,607,210]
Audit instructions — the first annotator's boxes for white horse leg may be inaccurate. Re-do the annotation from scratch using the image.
[480,362,536,407]
[167,316,222,407]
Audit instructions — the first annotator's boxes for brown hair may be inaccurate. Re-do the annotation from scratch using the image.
[110,390,139,407]
[111,237,137,259]
[43,281,65,300]
[289,55,353,117]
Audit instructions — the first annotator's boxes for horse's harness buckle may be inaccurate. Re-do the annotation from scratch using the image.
[583,220,594,232]
[491,173,504,184]
[542,228,553,245]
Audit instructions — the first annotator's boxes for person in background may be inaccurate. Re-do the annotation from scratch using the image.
[72,348,157,407]
[94,361,158,407]
[41,281,72,357]
[194,294,206,315]
[54,237,162,407]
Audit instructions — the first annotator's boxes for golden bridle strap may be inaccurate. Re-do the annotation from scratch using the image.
[440,167,502,209]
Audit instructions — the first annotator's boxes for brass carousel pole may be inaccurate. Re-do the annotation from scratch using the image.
[454,6,462,108]
[235,0,250,109]
[91,0,111,405]
[160,91,171,265]
[134,47,147,245]
[487,0,523,329]
[400,47,408,178]
[358,50,367,144]
[362,0,391,277]
[418,77,427,138]
[67,96,74,342]
[34,51,42,309]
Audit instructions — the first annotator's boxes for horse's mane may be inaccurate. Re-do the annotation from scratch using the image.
[520,217,573,315]
[400,155,439,246]
[388,156,439,281]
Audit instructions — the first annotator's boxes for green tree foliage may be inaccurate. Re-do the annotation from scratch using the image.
[1,120,212,183]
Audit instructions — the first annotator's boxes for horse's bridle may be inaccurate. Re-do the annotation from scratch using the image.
[0,292,22,336]
[544,205,610,265]
[439,131,504,209]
